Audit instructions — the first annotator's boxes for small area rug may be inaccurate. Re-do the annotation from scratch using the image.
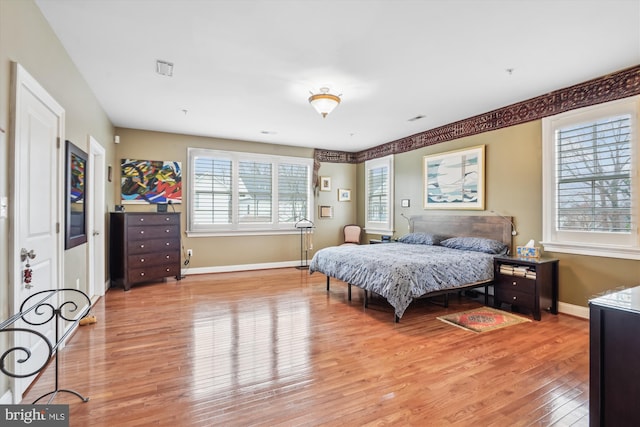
[437,307,531,333]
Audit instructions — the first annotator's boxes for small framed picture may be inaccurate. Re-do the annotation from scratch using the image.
[401,199,410,208]
[319,205,333,218]
[338,188,351,202]
[320,176,331,191]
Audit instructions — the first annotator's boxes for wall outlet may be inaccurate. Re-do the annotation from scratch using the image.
[187,249,193,257]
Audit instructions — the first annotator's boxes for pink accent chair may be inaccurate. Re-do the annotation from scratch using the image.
[341,224,362,245]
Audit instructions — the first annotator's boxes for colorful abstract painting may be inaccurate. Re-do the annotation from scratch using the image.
[121,159,182,204]
[70,152,85,203]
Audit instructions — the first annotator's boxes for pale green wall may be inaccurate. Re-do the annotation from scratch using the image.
[114,128,357,268]
[392,122,542,244]
[0,0,116,400]
[315,161,358,245]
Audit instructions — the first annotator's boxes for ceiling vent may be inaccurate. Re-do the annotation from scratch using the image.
[156,60,174,77]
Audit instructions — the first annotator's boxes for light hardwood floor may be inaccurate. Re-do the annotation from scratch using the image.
[21,268,589,426]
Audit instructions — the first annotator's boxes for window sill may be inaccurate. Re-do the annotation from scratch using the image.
[187,229,301,238]
[541,241,640,260]
[364,227,394,235]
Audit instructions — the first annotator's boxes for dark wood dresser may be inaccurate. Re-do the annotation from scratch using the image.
[110,212,181,290]
[589,286,640,426]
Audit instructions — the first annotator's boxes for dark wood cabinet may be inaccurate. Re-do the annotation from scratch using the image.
[589,286,640,427]
[493,256,559,320]
[110,212,181,290]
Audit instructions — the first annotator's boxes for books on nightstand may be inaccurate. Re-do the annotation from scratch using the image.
[499,264,537,279]
[499,265,514,275]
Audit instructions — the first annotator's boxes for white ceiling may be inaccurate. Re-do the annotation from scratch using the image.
[35,0,640,152]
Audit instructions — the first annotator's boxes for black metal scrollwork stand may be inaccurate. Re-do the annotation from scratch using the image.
[295,218,315,270]
[0,288,92,404]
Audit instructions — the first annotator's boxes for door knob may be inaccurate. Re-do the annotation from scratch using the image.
[20,248,36,262]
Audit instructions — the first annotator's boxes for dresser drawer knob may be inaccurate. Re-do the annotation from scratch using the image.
[140,272,145,276]
[140,218,144,222]
[140,244,145,249]
[140,230,144,234]
[166,242,170,246]
[512,296,517,300]
[140,258,145,262]
[166,229,170,233]
[512,281,517,286]
[166,255,170,259]
[165,217,170,221]
[166,268,170,272]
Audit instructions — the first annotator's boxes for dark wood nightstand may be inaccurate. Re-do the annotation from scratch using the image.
[493,256,559,320]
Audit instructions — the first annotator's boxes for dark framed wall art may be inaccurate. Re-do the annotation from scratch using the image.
[65,140,88,249]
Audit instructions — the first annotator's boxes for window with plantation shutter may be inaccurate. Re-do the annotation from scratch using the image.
[188,148,313,235]
[556,116,631,232]
[542,96,640,259]
[238,160,272,223]
[367,166,388,222]
[365,155,394,234]
[193,157,232,225]
[278,163,309,223]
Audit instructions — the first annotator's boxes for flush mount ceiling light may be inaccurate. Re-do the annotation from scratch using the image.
[308,87,341,118]
[156,60,174,77]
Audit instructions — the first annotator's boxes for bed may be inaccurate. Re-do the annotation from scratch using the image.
[309,215,513,322]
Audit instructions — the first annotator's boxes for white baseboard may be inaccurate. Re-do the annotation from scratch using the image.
[558,301,589,319]
[1,389,13,404]
[182,260,301,276]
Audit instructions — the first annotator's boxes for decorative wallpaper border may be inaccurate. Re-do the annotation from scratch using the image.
[314,64,640,164]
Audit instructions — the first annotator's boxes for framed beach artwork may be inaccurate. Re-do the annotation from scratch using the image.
[423,145,485,210]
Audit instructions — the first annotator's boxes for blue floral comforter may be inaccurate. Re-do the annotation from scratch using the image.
[309,243,496,319]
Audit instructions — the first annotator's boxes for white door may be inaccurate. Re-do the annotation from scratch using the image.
[10,63,65,402]
[88,136,106,298]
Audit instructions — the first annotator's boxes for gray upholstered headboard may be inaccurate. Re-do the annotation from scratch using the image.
[409,215,513,253]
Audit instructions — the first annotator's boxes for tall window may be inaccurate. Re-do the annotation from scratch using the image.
[188,148,313,235]
[365,155,394,234]
[542,96,639,259]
